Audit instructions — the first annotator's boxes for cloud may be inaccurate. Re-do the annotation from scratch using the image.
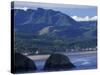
[71,16,97,21]
[14,7,28,11]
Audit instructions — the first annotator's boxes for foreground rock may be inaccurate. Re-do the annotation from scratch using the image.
[44,53,75,71]
[14,53,37,73]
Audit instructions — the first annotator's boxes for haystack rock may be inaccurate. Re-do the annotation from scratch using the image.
[14,53,37,73]
[44,53,75,71]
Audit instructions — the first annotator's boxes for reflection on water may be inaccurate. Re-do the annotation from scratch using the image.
[34,53,97,71]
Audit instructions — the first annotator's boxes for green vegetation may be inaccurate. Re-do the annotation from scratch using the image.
[14,32,97,55]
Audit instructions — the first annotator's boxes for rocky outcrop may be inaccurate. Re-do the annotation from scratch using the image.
[44,53,75,71]
[14,53,36,73]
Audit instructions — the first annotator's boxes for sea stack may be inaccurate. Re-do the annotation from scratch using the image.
[14,53,37,73]
[44,53,75,71]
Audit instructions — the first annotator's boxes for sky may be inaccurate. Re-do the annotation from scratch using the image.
[12,1,97,18]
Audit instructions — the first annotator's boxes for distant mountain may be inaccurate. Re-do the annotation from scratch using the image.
[12,8,80,32]
[12,8,97,39]
[79,21,97,26]
[12,8,97,53]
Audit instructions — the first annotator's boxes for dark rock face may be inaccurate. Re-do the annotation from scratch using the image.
[44,53,75,71]
[14,53,36,73]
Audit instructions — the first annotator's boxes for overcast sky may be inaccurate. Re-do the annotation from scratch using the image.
[12,1,97,17]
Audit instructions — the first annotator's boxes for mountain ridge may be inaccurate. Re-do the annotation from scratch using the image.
[12,8,97,53]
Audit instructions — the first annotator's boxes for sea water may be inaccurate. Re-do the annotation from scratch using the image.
[34,53,97,71]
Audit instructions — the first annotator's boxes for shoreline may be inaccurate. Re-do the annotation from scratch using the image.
[27,51,97,61]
